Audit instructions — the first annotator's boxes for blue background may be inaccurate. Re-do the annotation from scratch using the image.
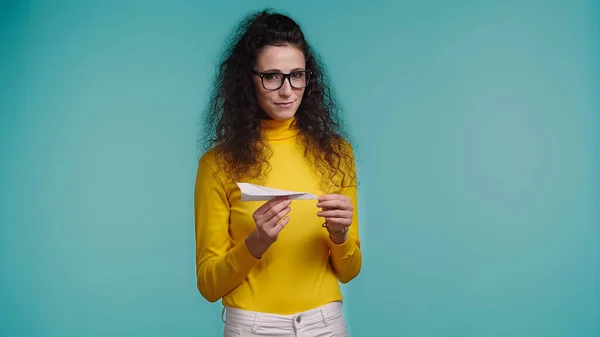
[1,1,598,336]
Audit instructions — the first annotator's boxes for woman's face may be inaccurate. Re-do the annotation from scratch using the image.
[252,45,307,120]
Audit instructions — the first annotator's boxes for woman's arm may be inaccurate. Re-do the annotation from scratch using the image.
[317,143,363,284]
[194,156,260,302]
[326,184,363,283]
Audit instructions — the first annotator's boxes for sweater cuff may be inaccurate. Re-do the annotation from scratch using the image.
[228,241,260,275]
[329,236,357,259]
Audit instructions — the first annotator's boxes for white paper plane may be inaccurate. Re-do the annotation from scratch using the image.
[236,182,318,201]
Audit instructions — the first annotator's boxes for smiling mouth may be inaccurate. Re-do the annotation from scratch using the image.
[275,102,294,106]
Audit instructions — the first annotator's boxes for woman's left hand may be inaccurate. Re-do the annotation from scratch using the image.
[317,194,353,233]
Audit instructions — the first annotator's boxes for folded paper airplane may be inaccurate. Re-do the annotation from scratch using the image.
[236,183,318,201]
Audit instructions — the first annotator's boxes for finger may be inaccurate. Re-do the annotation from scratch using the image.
[317,209,352,219]
[256,196,290,215]
[257,198,290,220]
[262,200,292,223]
[318,194,350,202]
[324,217,352,227]
[270,216,291,236]
[264,205,291,228]
[317,200,353,210]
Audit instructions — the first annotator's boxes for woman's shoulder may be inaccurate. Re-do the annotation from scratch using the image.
[197,146,221,171]
[336,136,356,156]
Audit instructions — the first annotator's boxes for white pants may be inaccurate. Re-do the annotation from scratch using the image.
[222,301,348,337]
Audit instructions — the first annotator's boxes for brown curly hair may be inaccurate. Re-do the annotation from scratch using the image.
[199,9,357,191]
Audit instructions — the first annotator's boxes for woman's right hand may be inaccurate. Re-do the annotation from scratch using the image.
[245,196,292,258]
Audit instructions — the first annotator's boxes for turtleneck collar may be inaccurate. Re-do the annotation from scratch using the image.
[260,117,300,140]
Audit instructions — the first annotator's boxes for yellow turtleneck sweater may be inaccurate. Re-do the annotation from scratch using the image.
[194,117,362,314]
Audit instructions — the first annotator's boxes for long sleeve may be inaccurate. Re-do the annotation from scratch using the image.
[329,182,362,283]
[329,146,362,283]
[194,155,260,302]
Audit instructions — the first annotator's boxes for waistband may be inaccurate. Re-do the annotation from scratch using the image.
[221,301,343,331]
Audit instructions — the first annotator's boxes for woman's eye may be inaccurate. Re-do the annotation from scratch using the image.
[263,73,280,81]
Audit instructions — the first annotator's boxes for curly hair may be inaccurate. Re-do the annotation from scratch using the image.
[200,9,356,191]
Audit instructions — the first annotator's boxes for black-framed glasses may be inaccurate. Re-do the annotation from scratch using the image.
[252,70,312,90]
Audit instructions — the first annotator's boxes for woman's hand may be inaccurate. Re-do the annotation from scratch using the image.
[245,196,291,258]
[317,194,353,243]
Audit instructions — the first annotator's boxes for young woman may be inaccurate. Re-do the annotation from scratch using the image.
[194,9,362,336]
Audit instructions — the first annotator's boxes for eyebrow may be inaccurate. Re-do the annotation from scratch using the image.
[259,67,306,73]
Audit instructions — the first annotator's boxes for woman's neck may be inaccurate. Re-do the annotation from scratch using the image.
[260,116,300,140]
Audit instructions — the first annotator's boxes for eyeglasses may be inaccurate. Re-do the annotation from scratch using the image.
[252,70,312,90]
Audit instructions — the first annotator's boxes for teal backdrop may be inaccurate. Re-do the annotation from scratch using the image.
[1,1,598,336]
